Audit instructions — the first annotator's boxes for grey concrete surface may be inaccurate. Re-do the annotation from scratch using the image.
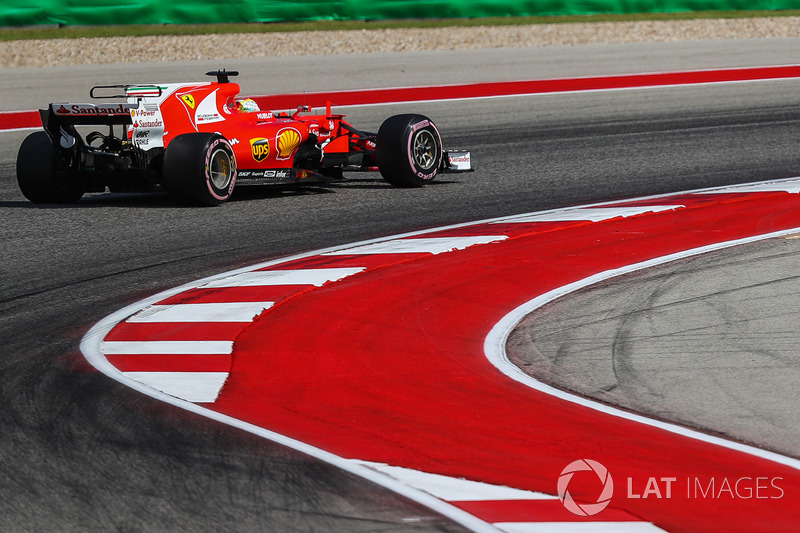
[507,235,800,459]
[3,38,800,110]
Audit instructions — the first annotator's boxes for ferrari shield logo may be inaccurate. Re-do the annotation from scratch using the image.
[181,94,196,109]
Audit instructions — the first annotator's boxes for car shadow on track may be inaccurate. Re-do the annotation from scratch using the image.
[334,176,458,190]
[0,177,456,208]
[229,185,335,203]
[1,187,335,208]
[0,193,176,209]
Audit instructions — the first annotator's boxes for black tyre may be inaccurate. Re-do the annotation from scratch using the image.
[16,131,84,204]
[163,133,237,206]
[377,114,443,187]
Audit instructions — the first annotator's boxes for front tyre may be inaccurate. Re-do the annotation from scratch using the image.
[163,133,236,206]
[16,131,84,204]
[377,114,443,187]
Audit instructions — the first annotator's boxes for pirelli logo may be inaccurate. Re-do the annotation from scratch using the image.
[250,137,270,162]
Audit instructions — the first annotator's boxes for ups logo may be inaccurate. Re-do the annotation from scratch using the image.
[250,138,270,162]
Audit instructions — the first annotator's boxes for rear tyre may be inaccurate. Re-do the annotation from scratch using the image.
[163,133,236,206]
[16,131,84,204]
[377,114,442,187]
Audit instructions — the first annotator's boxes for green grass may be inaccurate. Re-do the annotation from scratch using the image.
[2,10,800,42]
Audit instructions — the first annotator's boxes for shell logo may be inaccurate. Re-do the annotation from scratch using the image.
[276,128,302,160]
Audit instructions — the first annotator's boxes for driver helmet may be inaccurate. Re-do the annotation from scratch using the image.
[237,98,260,113]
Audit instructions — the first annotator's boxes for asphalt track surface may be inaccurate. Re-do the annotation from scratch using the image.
[3,39,800,531]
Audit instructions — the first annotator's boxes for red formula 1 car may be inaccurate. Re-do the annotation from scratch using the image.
[16,70,472,206]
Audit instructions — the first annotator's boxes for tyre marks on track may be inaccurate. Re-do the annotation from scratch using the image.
[84,178,800,532]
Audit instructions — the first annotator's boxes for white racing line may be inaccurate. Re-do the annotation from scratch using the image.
[81,177,800,532]
[81,215,550,532]
[484,229,800,474]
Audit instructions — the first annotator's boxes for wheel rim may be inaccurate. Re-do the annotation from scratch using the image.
[209,148,233,189]
[412,129,437,170]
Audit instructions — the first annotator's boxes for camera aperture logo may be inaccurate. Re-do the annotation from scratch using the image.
[557,459,614,516]
[557,459,785,517]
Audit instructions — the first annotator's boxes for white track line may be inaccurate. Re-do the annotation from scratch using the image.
[123,372,230,403]
[127,302,274,323]
[81,175,800,532]
[494,524,664,533]
[495,206,683,223]
[357,461,556,501]
[202,267,365,287]
[101,340,234,355]
[483,227,800,472]
[324,236,508,255]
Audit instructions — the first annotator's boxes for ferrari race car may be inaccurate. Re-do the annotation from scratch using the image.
[16,70,472,206]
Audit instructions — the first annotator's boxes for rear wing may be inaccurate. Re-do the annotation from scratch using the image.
[40,84,165,148]
[41,84,163,128]
[42,102,137,127]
